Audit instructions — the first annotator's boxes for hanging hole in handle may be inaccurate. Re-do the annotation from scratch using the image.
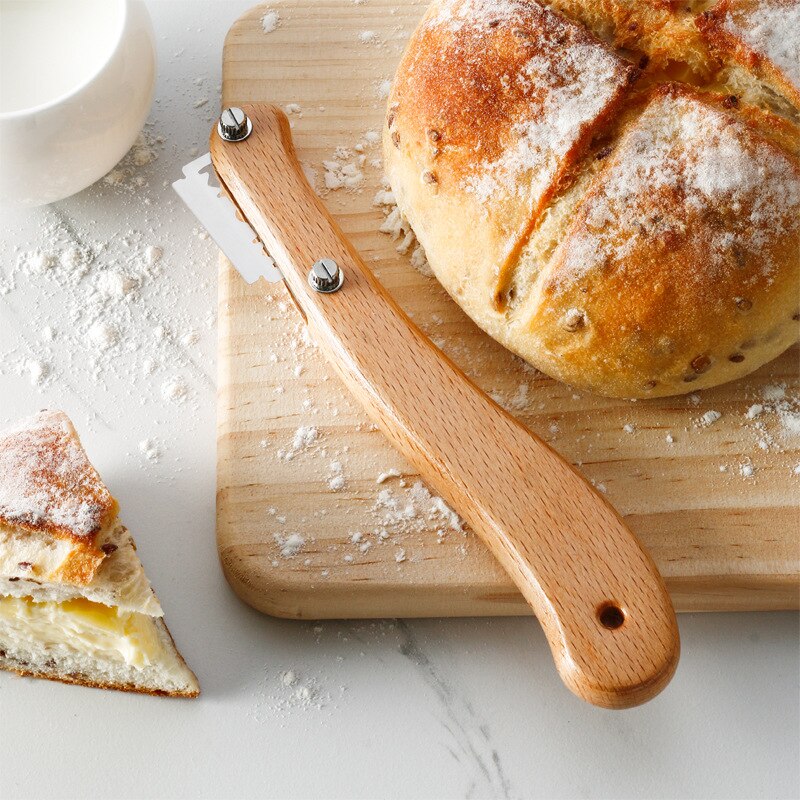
[598,602,626,630]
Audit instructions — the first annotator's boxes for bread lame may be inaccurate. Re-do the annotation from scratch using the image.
[174,104,679,709]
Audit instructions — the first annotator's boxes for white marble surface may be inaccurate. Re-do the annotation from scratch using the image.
[0,2,798,798]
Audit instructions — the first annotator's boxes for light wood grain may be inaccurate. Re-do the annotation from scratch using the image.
[217,0,800,621]
[212,104,680,706]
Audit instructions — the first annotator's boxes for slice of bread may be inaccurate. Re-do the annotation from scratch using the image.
[0,411,199,697]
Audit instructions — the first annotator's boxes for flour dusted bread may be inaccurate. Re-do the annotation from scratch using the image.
[384,0,800,398]
[697,0,800,107]
[0,411,198,697]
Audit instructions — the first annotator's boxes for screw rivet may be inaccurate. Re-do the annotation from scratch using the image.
[308,258,344,293]
[218,107,252,142]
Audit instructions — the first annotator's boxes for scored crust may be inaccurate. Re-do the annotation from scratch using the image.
[0,411,118,585]
[697,0,800,107]
[387,0,639,308]
[384,0,800,398]
[522,84,800,396]
[545,0,716,81]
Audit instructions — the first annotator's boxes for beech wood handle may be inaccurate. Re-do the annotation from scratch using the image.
[210,105,680,708]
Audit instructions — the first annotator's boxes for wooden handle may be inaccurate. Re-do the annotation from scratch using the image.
[210,104,680,708]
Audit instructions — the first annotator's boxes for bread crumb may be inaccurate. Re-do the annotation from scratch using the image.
[698,410,722,427]
[376,468,401,484]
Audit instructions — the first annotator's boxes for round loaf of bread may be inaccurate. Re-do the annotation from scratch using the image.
[383,0,800,398]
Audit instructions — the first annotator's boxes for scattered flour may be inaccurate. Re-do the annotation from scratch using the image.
[138,439,161,462]
[161,378,188,404]
[373,481,463,538]
[25,360,48,386]
[88,321,119,352]
[327,460,346,492]
[274,532,305,558]
[260,9,280,33]
[278,425,320,461]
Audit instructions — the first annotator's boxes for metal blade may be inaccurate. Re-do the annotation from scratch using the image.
[172,153,282,284]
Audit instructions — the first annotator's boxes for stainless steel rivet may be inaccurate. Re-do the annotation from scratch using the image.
[308,258,344,293]
[217,107,252,142]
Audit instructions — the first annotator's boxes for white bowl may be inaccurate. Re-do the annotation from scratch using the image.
[0,0,156,208]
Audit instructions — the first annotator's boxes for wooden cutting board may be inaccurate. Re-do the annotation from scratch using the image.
[216,0,800,618]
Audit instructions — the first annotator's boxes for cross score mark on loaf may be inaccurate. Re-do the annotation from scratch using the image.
[384,0,800,399]
[530,85,800,395]
[388,0,639,308]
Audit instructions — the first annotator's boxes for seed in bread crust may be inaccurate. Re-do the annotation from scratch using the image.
[735,297,752,312]
[729,353,745,363]
[101,542,118,555]
[391,130,400,148]
[427,129,441,142]
[722,95,739,109]
[691,355,712,374]
[386,111,395,129]
[422,170,438,185]
[561,308,586,332]
[642,380,657,391]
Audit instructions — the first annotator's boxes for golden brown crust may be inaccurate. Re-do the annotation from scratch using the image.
[523,85,799,396]
[0,660,199,698]
[387,0,638,307]
[546,0,716,81]
[48,547,106,585]
[0,411,118,549]
[386,0,800,398]
[697,0,800,107]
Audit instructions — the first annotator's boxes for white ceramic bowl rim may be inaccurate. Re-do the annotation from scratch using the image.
[0,0,129,120]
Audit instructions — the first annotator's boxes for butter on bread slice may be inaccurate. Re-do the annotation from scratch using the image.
[0,411,198,697]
